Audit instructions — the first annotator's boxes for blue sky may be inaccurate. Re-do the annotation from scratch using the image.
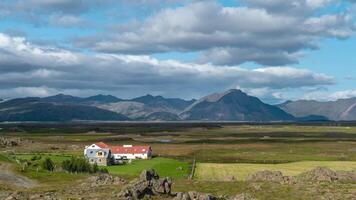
[0,0,355,103]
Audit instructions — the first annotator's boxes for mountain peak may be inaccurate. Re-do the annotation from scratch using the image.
[42,94,83,103]
[202,89,246,103]
[181,89,294,121]
[85,94,121,103]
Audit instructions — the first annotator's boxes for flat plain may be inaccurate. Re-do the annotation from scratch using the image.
[0,122,356,199]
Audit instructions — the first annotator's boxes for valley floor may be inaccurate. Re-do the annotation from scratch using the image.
[0,123,356,199]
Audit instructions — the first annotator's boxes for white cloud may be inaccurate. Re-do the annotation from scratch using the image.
[75,1,355,66]
[0,33,334,100]
[49,14,84,27]
[303,89,356,101]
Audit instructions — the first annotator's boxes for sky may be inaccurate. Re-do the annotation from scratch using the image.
[0,0,355,103]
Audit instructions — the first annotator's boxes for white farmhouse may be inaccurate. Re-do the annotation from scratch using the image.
[84,142,152,166]
[111,145,152,160]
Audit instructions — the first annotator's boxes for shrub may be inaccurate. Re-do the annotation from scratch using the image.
[99,168,109,174]
[61,157,106,174]
[92,162,99,173]
[31,155,42,161]
[42,158,55,171]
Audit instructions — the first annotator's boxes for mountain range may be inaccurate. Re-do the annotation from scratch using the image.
[278,98,356,121]
[0,89,355,122]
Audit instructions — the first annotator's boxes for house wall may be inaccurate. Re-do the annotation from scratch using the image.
[88,157,109,166]
[84,147,111,166]
[112,150,152,160]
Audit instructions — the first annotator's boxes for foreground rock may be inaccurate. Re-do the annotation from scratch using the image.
[173,191,217,200]
[118,169,173,199]
[0,137,22,147]
[4,191,58,200]
[297,167,356,183]
[246,170,295,184]
[232,193,257,200]
[246,167,356,184]
[84,174,127,187]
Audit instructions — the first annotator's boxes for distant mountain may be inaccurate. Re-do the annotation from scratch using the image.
[278,98,356,121]
[131,94,195,112]
[180,89,295,121]
[96,95,195,120]
[0,97,129,122]
[84,94,122,104]
[98,101,149,119]
[41,94,84,104]
[5,90,356,122]
[137,111,180,121]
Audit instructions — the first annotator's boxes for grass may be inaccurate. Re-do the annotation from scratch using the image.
[9,153,190,180]
[195,161,356,181]
[13,153,73,164]
[106,157,190,179]
[2,123,356,199]
[0,153,12,162]
[21,169,87,185]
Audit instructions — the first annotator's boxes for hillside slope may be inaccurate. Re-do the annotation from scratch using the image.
[180,89,295,121]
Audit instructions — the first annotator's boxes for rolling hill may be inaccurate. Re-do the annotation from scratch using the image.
[180,89,295,121]
[278,98,356,121]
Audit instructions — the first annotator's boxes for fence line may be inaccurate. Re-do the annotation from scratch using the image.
[188,158,196,180]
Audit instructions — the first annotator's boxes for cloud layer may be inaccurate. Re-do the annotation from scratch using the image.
[0,0,355,102]
[0,33,333,100]
[75,1,355,66]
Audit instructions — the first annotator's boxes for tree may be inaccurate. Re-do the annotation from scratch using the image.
[42,157,55,172]
[92,162,99,173]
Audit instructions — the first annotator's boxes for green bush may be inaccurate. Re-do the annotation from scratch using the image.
[99,168,109,174]
[92,162,99,173]
[31,155,42,161]
[61,157,106,174]
[42,158,55,171]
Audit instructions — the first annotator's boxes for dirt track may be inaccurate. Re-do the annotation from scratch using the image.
[0,162,36,188]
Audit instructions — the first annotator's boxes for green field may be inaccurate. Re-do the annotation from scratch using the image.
[106,157,190,179]
[195,161,356,181]
[13,153,73,164]
[1,123,356,199]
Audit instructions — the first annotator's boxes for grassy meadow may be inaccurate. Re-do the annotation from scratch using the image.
[195,161,356,181]
[106,157,190,179]
[1,123,356,199]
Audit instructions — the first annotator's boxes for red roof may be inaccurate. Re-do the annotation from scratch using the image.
[110,145,151,154]
[95,142,110,149]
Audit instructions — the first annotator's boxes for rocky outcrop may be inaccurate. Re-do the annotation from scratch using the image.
[117,169,221,200]
[118,169,173,199]
[4,191,58,200]
[0,137,21,147]
[232,193,257,200]
[246,167,356,184]
[297,167,356,183]
[85,174,127,187]
[173,191,217,200]
[246,170,295,184]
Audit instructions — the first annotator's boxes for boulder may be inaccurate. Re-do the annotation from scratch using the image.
[246,170,293,184]
[297,167,339,183]
[297,167,356,183]
[86,174,126,187]
[173,191,217,200]
[0,137,20,147]
[335,171,356,182]
[139,169,160,181]
[118,169,173,200]
[232,193,257,200]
